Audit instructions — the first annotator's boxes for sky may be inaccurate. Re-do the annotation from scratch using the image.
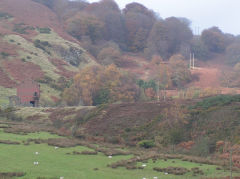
[87,0,240,35]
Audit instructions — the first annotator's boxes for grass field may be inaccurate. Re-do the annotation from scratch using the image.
[0,129,239,179]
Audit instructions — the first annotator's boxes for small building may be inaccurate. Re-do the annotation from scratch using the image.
[9,80,40,107]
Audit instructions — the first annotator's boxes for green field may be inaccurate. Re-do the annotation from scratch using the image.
[0,130,238,179]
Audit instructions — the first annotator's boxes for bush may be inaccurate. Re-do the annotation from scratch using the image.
[34,40,51,53]
[37,27,51,34]
[93,89,110,106]
[191,95,240,110]
[153,166,189,175]
[0,12,13,19]
[189,137,216,157]
[138,140,155,148]
[0,52,10,58]
[13,23,34,34]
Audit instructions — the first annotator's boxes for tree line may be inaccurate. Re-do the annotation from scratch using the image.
[34,0,240,65]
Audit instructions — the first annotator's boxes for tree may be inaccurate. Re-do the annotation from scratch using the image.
[226,42,240,65]
[190,37,210,60]
[145,17,193,59]
[86,0,126,46]
[66,12,105,43]
[63,65,139,106]
[97,43,122,66]
[62,86,80,106]
[201,27,227,53]
[123,2,156,52]
[169,55,192,88]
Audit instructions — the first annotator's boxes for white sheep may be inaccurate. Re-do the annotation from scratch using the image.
[153,177,158,179]
[55,146,59,149]
[142,164,147,167]
[33,161,39,165]
[108,156,112,159]
[35,152,39,155]
[164,172,168,175]
[60,177,64,179]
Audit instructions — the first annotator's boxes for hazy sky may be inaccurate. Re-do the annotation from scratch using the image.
[87,0,240,35]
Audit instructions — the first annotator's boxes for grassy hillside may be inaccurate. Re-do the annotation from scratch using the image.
[0,0,97,107]
[0,128,238,178]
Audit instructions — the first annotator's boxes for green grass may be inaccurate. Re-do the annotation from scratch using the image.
[137,159,237,178]
[0,129,62,142]
[0,131,239,179]
[191,94,240,110]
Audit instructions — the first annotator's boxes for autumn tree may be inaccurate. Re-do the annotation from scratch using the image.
[86,0,126,46]
[201,27,227,53]
[190,37,210,60]
[123,2,156,52]
[169,54,192,88]
[145,17,193,59]
[63,65,139,106]
[66,12,105,43]
[97,43,122,66]
[226,42,240,65]
[154,63,172,100]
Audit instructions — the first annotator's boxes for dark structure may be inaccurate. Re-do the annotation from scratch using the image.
[9,80,40,107]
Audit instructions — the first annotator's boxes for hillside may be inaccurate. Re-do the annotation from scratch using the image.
[0,0,96,107]
[1,95,240,169]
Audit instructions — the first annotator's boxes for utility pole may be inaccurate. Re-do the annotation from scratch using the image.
[193,53,195,69]
[189,53,195,69]
[230,147,233,179]
[189,53,192,69]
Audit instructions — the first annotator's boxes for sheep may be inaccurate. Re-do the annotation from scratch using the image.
[35,152,39,155]
[55,146,59,149]
[33,162,39,165]
[60,177,64,179]
[142,164,147,167]
[108,156,112,159]
[153,177,158,179]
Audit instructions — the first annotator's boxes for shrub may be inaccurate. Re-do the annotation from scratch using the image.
[0,52,10,58]
[93,89,110,106]
[138,140,155,148]
[0,12,13,19]
[153,166,189,175]
[189,137,216,157]
[34,40,51,53]
[13,23,34,34]
[37,27,51,34]
[191,95,240,110]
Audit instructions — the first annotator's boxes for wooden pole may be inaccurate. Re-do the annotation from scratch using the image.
[193,53,195,69]
[190,53,192,69]
[230,148,233,179]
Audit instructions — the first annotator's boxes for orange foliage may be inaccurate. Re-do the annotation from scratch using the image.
[145,88,156,99]
[178,141,195,150]
[63,64,138,106]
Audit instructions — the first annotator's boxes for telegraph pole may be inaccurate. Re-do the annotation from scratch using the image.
[189,53,192,69]
[189,53,195,69]
[193,53,195,69]
[230,148,233,179]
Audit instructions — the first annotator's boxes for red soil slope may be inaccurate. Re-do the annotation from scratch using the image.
[190,67,221,88]
[49,58,77,79]
[0,0,77,42]
[0,67,17,88]
[2,60,44,83]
